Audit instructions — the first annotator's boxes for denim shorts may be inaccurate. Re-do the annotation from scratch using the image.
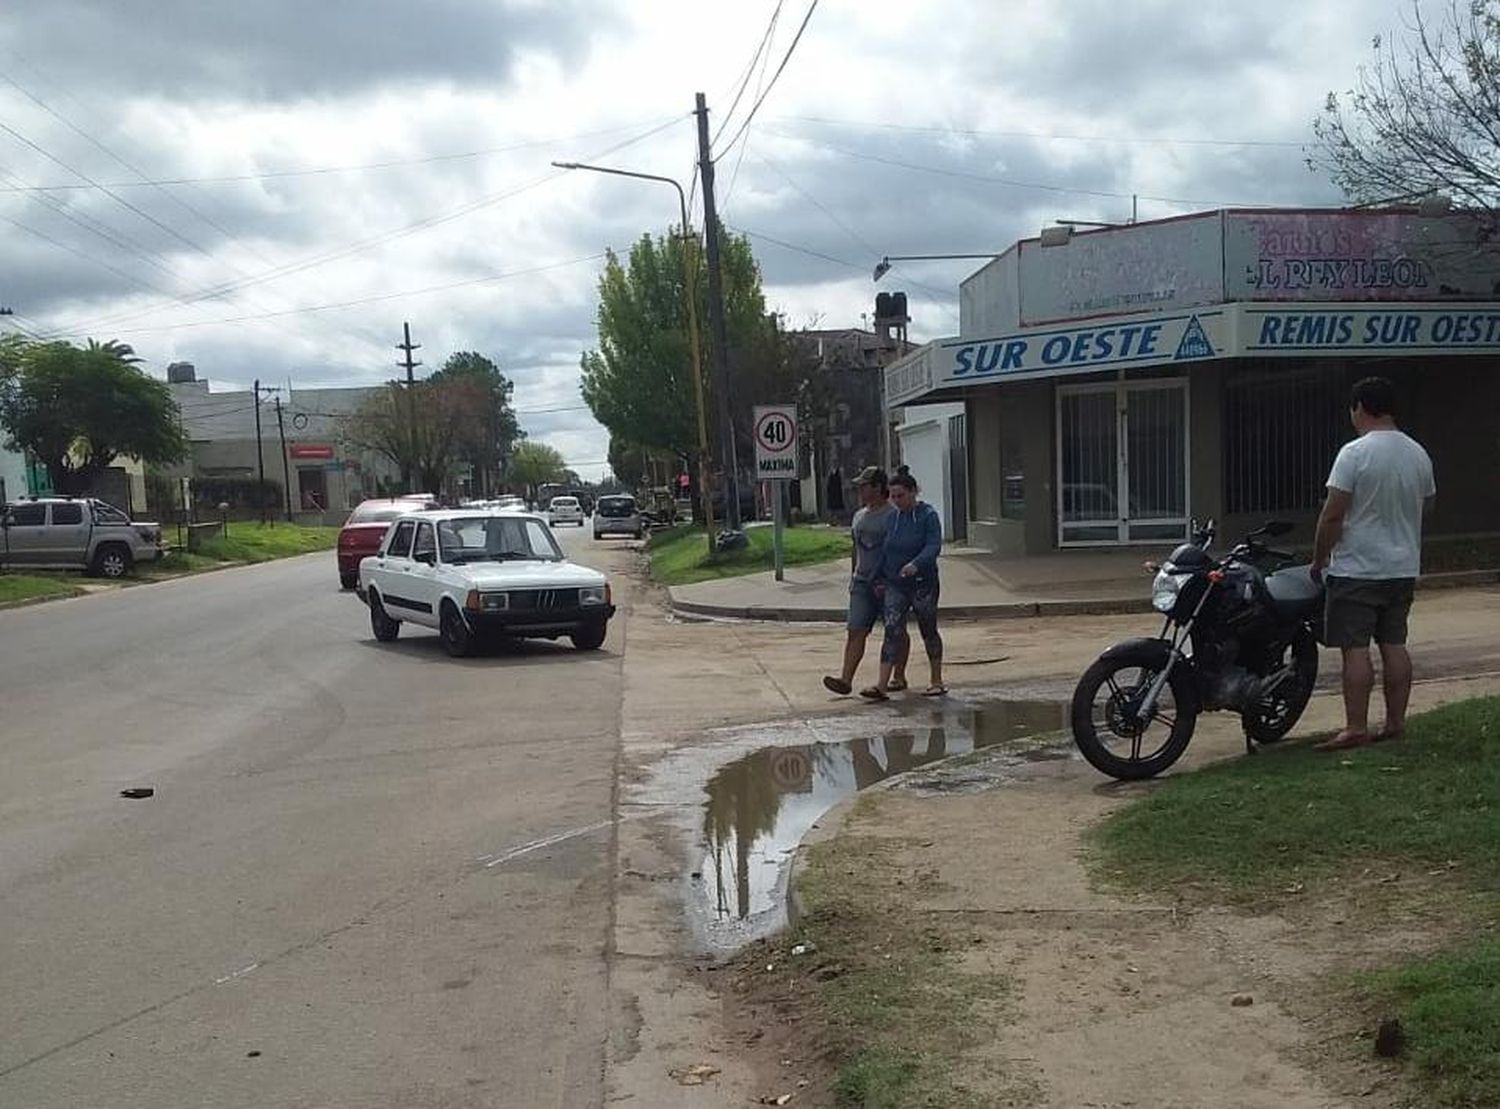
[847,579,882,631]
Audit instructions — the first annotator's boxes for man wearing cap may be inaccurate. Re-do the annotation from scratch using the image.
[824,466,908,696]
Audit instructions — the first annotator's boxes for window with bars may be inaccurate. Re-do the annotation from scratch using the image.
[1224,365,1346,514]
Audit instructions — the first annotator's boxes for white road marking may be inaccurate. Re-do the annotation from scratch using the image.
[213,962,260,985]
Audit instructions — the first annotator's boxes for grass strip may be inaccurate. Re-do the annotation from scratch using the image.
[0,573,83,604]
[649,524,850,586]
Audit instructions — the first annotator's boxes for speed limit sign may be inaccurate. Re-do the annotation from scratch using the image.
[753,404,798,480]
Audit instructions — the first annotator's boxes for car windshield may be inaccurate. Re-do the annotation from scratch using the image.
[597,497,635,518]
[437,515,563,563]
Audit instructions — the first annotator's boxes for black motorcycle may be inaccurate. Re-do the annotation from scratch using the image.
[1070,519,1324,780]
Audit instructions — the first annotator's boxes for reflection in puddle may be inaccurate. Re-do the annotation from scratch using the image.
[691,699,1068,950]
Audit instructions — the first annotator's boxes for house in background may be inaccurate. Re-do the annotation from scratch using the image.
[791,323,915,522]
[163,363,401,522]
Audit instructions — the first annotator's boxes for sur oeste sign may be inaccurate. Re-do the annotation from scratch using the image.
[752,404,798,480]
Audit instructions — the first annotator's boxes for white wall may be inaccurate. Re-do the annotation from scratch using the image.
[895,419,949,542]
[0,446,27,502]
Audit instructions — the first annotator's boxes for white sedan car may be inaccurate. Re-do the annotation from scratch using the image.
[547,495,584,527]
[357,509,614,657]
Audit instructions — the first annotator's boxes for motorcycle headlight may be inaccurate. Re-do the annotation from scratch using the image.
[1151,569,1187,613]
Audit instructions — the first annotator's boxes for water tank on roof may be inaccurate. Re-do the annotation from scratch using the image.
[167,361,197,383]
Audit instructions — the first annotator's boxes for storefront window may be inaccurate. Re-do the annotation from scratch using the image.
[1224,364,1345,514]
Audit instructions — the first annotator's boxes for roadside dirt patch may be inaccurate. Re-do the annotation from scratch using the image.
[719,716,1495,1108]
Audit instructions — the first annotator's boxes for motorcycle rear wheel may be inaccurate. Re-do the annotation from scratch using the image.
[1071,651,1198,780]
[1242,627,1320,745]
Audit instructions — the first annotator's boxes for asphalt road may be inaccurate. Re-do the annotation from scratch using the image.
[0,521,634,1108]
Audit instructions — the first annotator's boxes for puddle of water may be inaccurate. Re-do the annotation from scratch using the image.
[686,699,1069,952]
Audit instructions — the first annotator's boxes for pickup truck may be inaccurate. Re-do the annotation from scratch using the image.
[0,497,164,577]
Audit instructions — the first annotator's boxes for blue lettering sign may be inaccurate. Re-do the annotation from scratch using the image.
[1001,339,1027,369]
[954,345,974,376]
[1041,335,1071,365]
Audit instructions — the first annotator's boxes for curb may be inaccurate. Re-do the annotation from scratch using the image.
[669,594,1151,623]
[669,567,1500,624]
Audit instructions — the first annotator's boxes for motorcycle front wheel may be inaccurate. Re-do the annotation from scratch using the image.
[1071,651,1199,780]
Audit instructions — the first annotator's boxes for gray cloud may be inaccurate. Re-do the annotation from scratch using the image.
[0,0,611,102]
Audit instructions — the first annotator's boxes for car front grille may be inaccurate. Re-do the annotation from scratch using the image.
[507,588,581,611]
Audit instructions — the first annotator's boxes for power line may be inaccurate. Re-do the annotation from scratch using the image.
[762,128,1261,209]
[731,224,959,325]
[714,0,819,162]
[753,150,882,257]
[711,0,785,148]
[44,114,688,340]
[721,6,783,217]
[774,115,1312,149]
[0,65,387,354]
[99,253,607,336]
[0,115,681,194]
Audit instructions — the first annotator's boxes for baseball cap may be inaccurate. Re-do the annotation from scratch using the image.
[854,465,887,486]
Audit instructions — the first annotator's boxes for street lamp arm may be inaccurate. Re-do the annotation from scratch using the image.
[873,252,1002,282]
[551,161,688,225]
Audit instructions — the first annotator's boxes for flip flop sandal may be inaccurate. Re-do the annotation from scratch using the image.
[922,685,948,697]
[887,679,908,692]
[859,687,889,702]
[822,676,853,696]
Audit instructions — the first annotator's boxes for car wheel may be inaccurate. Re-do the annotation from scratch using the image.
[369,592,401,642]
[440,601,475,658]
[92,543,133,579]
[340,572,358,590]
[570,623,607,651]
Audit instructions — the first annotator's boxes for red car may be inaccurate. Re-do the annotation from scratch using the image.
[337,498,434,588]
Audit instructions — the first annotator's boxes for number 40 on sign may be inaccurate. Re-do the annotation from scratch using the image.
[753,404,798,480]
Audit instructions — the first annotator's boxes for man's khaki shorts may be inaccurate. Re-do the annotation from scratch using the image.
[1324,576,1416,648]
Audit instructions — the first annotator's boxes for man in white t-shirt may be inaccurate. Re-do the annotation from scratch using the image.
[1311,376,1436,751]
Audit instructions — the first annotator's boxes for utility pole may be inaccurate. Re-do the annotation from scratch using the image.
[252,379,268,525]
[273,396,293,521]
[396,322,422,494]
[694,91,743,534]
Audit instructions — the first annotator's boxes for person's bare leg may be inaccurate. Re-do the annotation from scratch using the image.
[1341,646,1374,736]
[892,635,910,689]
[840,630,868,685]
[1377,643,1413,737]
[929,655,944,691]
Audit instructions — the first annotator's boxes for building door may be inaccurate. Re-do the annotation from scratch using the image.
[298,467,328,511]
[947,413,968,542]
[1057,380,1188,546]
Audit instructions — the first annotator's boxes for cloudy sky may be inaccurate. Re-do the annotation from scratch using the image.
[0,0,1420,479]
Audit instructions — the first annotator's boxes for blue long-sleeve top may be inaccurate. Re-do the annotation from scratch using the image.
[879,501,942,582]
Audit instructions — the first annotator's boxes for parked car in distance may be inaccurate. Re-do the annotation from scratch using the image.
[0,497,161,578]
[593,494,643,540]
[337,497,436,589]
[357,509,615,657]
[547,495,584,527]
[494,495,527,511]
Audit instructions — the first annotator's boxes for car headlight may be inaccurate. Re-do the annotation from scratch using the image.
[580,584,610,605]
[1151,569,1187,613]
[467,590,508,611]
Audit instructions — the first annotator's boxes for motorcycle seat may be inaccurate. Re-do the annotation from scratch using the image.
[1266,565,1323,617]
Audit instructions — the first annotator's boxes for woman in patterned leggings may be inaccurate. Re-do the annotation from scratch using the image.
[861,466,945,700]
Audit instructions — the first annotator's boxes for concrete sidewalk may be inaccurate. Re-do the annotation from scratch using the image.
[667,546,1500,622]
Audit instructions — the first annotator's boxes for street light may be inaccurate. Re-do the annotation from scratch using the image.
[551,160,717,553]
[872,252,1003,282]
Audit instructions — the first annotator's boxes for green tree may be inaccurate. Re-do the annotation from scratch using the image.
[580,228,793,470]
[340,377,485,495]
[0,335,186,495]
[429,351,522,497]
[1313,2,1500,211]
[508,440,567,498]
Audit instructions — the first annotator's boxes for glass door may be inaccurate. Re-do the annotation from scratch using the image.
[1057,380,1188,545]
[1123,382,1188,542]
[1057,387,1121,544]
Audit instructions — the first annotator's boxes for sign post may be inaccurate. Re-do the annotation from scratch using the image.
[753,405,798,583]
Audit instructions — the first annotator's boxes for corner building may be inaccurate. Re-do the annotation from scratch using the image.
[885,207,1500,554]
